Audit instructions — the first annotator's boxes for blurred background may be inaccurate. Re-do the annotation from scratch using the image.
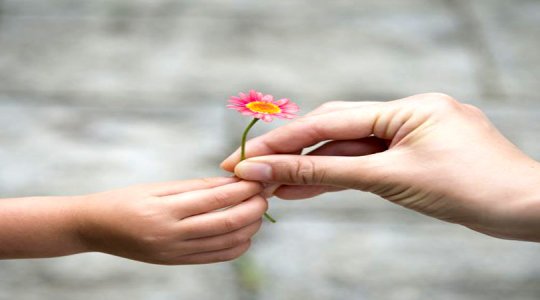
[1,0,539,299]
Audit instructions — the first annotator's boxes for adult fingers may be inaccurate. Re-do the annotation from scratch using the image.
[163,181,263,219]
[273,185,344,200]
[180,220,262,255]
[260,137,388,199]
[234,153,395,190]
[221,101,382,172]
[172,241,251,265]
[178,195,268,239]
[221,102,395,172]
[222,92,459,172]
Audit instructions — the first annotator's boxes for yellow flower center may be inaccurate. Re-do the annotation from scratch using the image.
[246,101,281,114]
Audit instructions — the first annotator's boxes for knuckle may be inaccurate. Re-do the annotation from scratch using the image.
[463,103,486,116]
[135,241,177,265]
[290,158,319,184]
[139,232,169,251]
[222,216,242,232]
[423,93,460,110]
[409,93,463,118]
[227,232,248,248]
[199,177,216,185]
[422,92,455,102]
[151,250,176,265]
[210,190,231,208]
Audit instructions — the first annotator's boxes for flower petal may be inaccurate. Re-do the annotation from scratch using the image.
[227,101,244,106]
[282,103,299,113]
[262,94,274,102]
[280,113,297,119]
[249,90,259,101]
[241,92,251,101]
[262,114,273,122]
[228,90,299,120]
[274,98,289,106]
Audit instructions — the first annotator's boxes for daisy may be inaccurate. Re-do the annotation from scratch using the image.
[227,90,299,122]
[227,90,300,223]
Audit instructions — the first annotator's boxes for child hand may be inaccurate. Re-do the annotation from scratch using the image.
[78,177,266,264]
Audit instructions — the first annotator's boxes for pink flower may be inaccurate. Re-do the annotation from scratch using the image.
[227,90,299,122]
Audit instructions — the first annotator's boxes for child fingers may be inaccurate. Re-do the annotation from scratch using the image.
[172,241,251,265]
[165,181,264,218]
[179,220,262,255]
[221,148,302,173]
[140,177,239,197]
[177,195,268,239]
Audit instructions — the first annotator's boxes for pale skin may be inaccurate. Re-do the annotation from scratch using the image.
[222,93,540,242]
[4,93,539,264]
[0,177,268,264]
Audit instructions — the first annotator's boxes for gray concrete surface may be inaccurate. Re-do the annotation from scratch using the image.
[0,0,539,299]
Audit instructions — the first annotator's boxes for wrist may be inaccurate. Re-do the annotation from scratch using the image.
[483,160,540,242]
[508,161,540,242]
[64,195,94,254]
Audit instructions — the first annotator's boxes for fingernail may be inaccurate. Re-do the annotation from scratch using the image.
[235,161,273,181]
[219,161,229,171]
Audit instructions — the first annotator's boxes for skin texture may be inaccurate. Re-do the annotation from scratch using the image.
[0,177,268,264]
[222,93,540,242]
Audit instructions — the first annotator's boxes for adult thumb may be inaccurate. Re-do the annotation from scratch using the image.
[234,154,391,190]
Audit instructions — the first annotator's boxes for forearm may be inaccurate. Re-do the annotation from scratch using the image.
[0,196,86,259]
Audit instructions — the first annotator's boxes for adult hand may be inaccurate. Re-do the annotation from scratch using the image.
[221,93,540,242]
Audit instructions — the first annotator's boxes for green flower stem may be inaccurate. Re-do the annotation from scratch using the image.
[240,118,259,161]
[263,211,276,223]
[240,118,276,223]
